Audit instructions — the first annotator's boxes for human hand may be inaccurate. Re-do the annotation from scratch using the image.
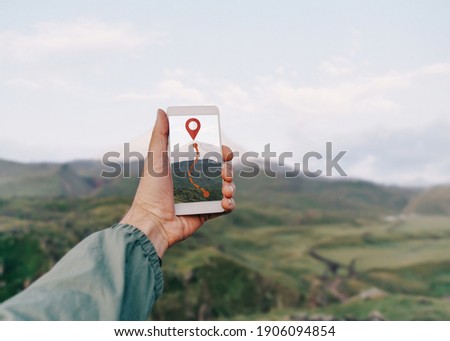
[120,109,236,257]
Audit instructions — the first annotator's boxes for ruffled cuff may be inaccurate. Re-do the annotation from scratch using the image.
[110,223,164,300]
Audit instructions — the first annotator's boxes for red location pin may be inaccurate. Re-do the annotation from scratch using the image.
[185,118,201,140]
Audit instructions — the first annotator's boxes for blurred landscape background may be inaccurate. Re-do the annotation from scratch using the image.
[1,159,450,320]
[1,1,450,321]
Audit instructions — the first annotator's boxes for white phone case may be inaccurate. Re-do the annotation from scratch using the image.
[167,106,224,215]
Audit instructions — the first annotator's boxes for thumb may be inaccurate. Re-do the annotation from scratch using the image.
[149,108,169,154]
[147,109,169,174]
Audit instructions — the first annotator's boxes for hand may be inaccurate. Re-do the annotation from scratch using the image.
[120,109,236,257]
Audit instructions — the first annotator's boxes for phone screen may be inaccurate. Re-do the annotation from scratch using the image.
[169,114,222,204]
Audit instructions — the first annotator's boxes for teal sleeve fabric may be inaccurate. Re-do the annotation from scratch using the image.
[0,224,164,320]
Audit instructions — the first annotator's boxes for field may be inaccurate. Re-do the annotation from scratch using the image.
[156,214,450,320]
[0,159,450,320]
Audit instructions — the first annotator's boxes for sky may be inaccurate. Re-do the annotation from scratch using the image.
[1,1,450,186]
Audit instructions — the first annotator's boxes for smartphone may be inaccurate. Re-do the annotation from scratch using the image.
[167,106,224,215]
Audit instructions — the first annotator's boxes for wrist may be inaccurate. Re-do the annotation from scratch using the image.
[120,204,169,258]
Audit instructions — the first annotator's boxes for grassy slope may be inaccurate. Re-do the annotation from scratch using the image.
[1,196,449,320]
[0,159,448,320]
[154,213,450,320]
[0,160,98,198]
[404,185,450,215]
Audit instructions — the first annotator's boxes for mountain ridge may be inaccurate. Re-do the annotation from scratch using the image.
[0,158,423,217]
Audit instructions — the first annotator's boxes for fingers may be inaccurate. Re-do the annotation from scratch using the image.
[222,181,235,198]
[222,161,233,182]
[221,144,235,210]
[205,145,236,218]
[199,195,235,223]
[222,145,233,162]
[221,145,236,210]
[221,197,235,211]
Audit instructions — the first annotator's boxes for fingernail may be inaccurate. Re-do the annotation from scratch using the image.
[228,185,234,194]
[229,198,234,207]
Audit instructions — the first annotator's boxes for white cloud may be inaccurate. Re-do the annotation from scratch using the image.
[116,93,151,101]
[413,62,450,77]
[4,78,39,89]
[340,122,450,185]
[113,61,450,155]
[346,154,378,180]
[265,71,412,118]
[246,61,450,150]
[3,76,70,90]
[0,18,164,61]
[319,56,356,76]
[150,79,206,103]
[213,83,257,112]
[6,57,445,186]
[162,68,187,78]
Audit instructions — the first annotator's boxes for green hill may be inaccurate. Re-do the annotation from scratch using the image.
[1,158,450,320]
[0,159,59,187]
[404,185,450,215]
[0,159,130,198]
[0,159,417,217]
[0,159,97,198]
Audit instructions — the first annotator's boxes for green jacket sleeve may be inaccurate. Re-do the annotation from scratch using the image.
[0,224,164,320]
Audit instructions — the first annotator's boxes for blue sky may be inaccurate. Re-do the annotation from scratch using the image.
[1,1,450,185]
